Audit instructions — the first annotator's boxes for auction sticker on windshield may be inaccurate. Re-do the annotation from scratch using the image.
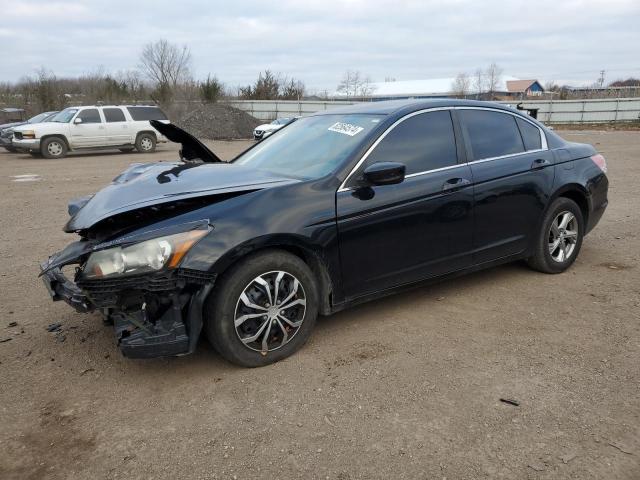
[328,122,364,136]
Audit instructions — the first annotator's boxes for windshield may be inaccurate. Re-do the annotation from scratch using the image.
[28,112,50,124]
[235,114,383,179]
[50,108,79,123]
[273,118,291,125]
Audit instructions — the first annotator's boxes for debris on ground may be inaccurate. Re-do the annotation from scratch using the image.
[607,441,633,455]
[499,398,520,406]
[7,321,17,328]
[528,462,546,472]
[560,453,578,464]
[46,323,62,332]
[176,103,261,140]
[80,368,95,376]
[0,337,11,343]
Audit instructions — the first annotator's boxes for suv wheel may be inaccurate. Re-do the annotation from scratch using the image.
[135,133,156,153]
[41,137,67,159]
[205,250,319,367]
[527,197,584,274]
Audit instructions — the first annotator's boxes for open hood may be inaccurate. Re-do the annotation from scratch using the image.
[150,120,222,163]
[64,162,299,232]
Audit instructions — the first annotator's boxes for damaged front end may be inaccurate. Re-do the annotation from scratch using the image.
[40,222,215,358]
[39,122,301,359]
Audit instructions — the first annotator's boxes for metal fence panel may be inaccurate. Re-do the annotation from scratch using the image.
[226,98,640,124]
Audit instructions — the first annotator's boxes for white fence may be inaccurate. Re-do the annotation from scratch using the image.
[227,98,640,124]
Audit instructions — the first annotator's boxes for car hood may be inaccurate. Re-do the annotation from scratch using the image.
[0,121,24,130]
[255,124,279,131]
[64,161,300,232]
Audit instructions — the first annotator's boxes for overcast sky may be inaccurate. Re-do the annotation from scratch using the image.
[1,0,639,91]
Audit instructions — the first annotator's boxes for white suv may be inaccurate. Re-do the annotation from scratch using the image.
[12,105,170,159]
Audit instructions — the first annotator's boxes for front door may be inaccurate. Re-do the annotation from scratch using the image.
[69,108,107,148]
[337,110,475,300]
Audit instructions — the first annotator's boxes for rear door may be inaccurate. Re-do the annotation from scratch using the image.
[69,108,107,148]
[102,107,132,145]
[337,109,475,299]
[458,108,555,263]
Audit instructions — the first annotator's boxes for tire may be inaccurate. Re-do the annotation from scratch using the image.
[41,136,67,159]
[205,249,319,367]
[135,133,156,153]
[527,197,584,274]
[119,147,135,153]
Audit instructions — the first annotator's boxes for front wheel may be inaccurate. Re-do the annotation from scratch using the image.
[527,197,584,274]
[205,250,319,367]
[41,137,67,159]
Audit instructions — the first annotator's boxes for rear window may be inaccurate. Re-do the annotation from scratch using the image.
[460,110,525,160]
[516,117,542,151]
[126,106,168,121]
[103,108,126,123]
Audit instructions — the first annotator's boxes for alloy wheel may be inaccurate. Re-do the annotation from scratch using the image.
[548,211,578,262]
[234,270,307,353]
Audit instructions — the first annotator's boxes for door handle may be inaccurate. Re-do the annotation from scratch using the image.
[442,177,471,192]
[530,158,550,170]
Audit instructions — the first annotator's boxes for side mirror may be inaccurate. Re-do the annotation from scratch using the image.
[362,162,406,186]
[73,117,83,124]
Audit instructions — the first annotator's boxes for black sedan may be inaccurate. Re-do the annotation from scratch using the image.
[40,99,608,367]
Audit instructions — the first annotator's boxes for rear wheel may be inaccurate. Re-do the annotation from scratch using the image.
[41,137,67,159]
[205,250,319,367]
[135,133,156,153]
[527,197,584,274]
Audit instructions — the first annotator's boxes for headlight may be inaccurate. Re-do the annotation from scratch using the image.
[82,230,207,279]
[21,130,36,139]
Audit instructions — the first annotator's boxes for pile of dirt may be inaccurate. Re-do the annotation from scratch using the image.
[176,103,261,140]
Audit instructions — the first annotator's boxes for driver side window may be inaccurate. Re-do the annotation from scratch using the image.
[363,110,458,175]
[77,108,102,124]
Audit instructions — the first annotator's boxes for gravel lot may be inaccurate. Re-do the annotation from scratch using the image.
[0,132,638,480]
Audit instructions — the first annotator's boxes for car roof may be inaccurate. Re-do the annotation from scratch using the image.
[312,98,521,116]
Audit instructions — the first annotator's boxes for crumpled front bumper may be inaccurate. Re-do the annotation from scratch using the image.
[39,261,215,358]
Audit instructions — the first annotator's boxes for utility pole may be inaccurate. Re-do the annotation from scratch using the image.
[598,70,605,88]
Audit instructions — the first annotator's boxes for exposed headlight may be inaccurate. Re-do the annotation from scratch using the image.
[82,230,207,279]
[21,130,36,139]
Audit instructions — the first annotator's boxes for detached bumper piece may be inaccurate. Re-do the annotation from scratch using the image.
[40,262,215,358]
[40,263,93,313]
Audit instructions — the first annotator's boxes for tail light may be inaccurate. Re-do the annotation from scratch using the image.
[590,154,607,173]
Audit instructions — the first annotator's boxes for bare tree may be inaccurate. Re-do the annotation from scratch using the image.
[451,73,471,98]
[337,70,361,98]
[472,68,484,99]
[337,70,376,99]
[485,62,503,99]
[139,39,192,105]
[118,70,147,103]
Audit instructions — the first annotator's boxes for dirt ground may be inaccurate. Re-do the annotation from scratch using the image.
[0,132,638,480]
